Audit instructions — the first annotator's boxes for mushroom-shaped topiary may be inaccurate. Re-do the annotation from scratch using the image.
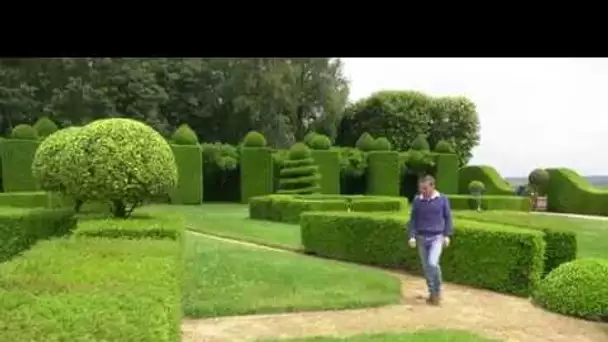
[309,134,332,150]
[243,131,267,148]
[171,123,199,145]
[410,134,430,151]
[374,137,392,151]
[434,140,454,153]
[468,180,486,194]
[355,132,376,152]
[59,118,178,218]
[533,259,608,321]
[278,143,320,195]
[11,124,38,140]
[528,168,550,196]
[33,116,59,139]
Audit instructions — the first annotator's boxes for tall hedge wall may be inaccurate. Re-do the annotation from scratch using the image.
[311,150,340,194]
[458,165,515,195]
[547,168,608,216]
[169,145,203,205]
[435,153,459,194]
[240,148,273,203]
[0,140,39,192]
[366,151,400,196]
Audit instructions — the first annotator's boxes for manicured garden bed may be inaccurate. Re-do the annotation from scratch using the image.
[261,330,498,342]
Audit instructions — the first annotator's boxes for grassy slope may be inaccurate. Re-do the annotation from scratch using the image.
[182,233,401,318]
[259,330,499,342]
[453,210,608,259]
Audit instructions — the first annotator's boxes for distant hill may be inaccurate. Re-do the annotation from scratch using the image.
[505,175,608,188]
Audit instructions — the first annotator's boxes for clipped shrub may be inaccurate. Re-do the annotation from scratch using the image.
[33,116,59,138]
[528,168,550,195]
[367,151,400,196]
[278,143,320,195]
[0,192,53,208]
[547,168,608,216]
[1,138,40,192]
[434,140,454,153]
[288,142,313,160]
[202,143,240,202]
[33,127,83,193]
[171,123,199,145]
[374,137,392,151]
[75,215,184,240]
[405,150,435,177]
[309,134,332,150]
[311,149,340,194]
[243,131,267,147]
[355,132,376,152]
[533,259,608,321]
[468,180,486,194]
[410,134,430,151]
[303,131,318,146]
[59,119,178,218]
[241,147,273,203]
[448,194,531,211]
[458,165,515,195]
[10,124,38,140]
[169,145,203,204]
[434,153,459,194]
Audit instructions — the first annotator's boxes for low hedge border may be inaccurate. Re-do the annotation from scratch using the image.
[74,214,184,240]
[0,207,77,262]
[301,212,545,297]
[453,211,577,276]
[448,195,531,211]
[250,194,407,224]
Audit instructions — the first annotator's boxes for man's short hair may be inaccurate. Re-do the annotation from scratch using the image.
[419,175,435,186]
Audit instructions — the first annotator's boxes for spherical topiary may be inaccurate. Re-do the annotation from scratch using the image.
[243,131,267,148]
[410,134,430,151]
[309,134,332,150]
[406,150,434,176]
[10,124,38,140]
[33,127,83,192]
[171,123,199,145]
[533,259,608,321]
[374,137,392,151]
[288,142,312,160]
[63,118,178,217]
[468,180,486,194]
[33,116,59,139]
[434,140,454,153]
[355,132,376,152]
[528,168,550,195]
[303,131,318,147]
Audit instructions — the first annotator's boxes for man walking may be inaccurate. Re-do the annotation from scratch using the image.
[407,175,453,306]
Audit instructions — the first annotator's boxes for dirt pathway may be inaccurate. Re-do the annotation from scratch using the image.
[182,232,608,342]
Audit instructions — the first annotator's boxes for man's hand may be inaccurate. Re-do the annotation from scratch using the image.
[444,236,450,247]
[408,238,416,248]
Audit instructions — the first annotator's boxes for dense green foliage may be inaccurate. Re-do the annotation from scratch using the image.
[338,91,480,165]
[243,131,267,147]
[1,139,39,191]
[468,180,486,194]
[170,123,199,145]
[10,124,38,140]
[32,127,82,193]
[458,165,515,195]
[355,132,376,151]
[169,145,203,205]
[75,215,184,240]
[240,147,273,203]
[309,134,332,150]
[374,137,392,151]
[533,259,608,321]
[528,168,550,196]
[434,153,459,194]
[263,330,499,342]
[311,150,340,194]
[410,134,430,151]
[0,192,54,208]
[367,151,400,196]
[546,168,608,216]
[33,116,58,138]
[0,208,76,262]
[278,143,320,195]
[301,212,545,296]
[434,140,454,153]
[448,194,530,211]
[201,143,240,202]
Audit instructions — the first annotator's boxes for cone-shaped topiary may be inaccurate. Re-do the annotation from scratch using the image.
[33,116,59,139]
[410,134,430,151]
[374,137,392,151]
[171,123,199,145]
[355,132,376,152]
[11,124,38,140]
[243,131,267,147]
[434,140,454,153]
[533,258,608,321]
[309,134,332,150]
[278,143,320,194]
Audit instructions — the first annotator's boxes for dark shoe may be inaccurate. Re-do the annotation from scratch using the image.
[426,293,441,306]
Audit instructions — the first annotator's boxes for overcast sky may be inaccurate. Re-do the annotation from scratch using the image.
[341,58,608,177]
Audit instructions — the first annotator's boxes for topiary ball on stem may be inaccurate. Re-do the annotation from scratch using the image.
[11,124,38,140]
[171,123,199,145]
[528,168,550,196]
[243,131,267,148]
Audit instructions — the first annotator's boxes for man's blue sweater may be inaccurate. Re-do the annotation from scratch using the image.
[407,192,453,239]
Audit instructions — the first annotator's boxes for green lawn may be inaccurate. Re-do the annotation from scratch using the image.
[141,204,302,250]
[259,330,498,342]
[182,233,402,318]
[453,210,608,259]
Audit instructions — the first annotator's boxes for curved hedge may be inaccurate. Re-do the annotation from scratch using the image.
[301,212,545,296]
[533,258,608,321]
[458,165,515,195]
[249,194,407,224]
[448,195,530,211]
[547,168,608,216]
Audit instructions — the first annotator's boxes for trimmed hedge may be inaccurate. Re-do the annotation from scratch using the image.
[448,194,530,211]
[533,258,608,321]
[458,165,515,195]
[301,212,545,296]
[241,148,274,203]
[452,211,577,276]
[0,191,52,208]
[366,151,400,196]
[169,144,203,205]
[0,237,181,342]
[547,168,608,216]
[74,215,184,240]
[434,153,459,194]
[0,139,39,192]
[0,208,76,262]
[250,194,407,224]
[311,150,340,194]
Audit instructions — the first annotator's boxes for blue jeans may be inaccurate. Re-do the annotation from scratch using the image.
[416,235,444,296]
